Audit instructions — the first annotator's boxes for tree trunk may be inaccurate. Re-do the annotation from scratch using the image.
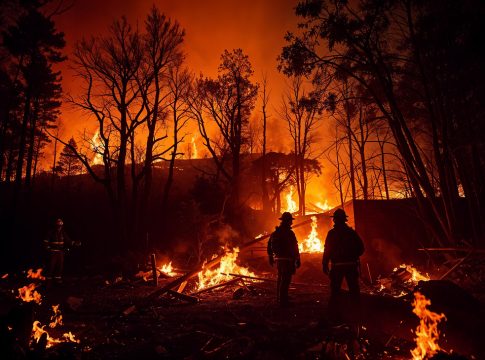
[15,89,31,186]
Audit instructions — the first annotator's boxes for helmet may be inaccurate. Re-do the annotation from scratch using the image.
[56,219,64,226]
[331,209,348,221]
[279,212,294,222]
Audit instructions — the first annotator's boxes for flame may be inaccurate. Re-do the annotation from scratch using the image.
[31,321,80,348]
[283,186,298,213]
[18,283,42,304]
[315,200,331,211]
[197,247,255,290]
[91,129,104,165]
[31,305,79,348]
[27,268,45,280]
[411,292,447,360]
[49,305,63,328]
[395,264,430,285]
[298,216,324,253]
[159,261,176,277]
[191,135,198,159]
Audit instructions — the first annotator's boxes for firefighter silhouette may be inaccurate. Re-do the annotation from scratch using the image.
[267,212,301,305]
[322,209,364,321]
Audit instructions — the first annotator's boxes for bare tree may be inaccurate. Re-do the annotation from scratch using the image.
[280,76,325,215]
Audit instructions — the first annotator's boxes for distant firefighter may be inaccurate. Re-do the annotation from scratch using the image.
[322,209,364,321]
[267,212,301,306]
[44,219,80,283]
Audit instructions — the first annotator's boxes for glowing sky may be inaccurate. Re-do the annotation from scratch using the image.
[54,0,299,146]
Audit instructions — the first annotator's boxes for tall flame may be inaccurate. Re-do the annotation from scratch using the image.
[18,283,42,304]
[91,129,104,165]
[298,216,324,253]
[411,292,447,360]
[284,186,298,213]
[49,305,63,328]
[197,247,255,290]
[191,135,199,159]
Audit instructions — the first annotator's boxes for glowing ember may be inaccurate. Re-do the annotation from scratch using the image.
[49,305,63,328]
[315,200,331,211]
[197,247,255,290]
[411,292,447,360]
[191,135,199,159]
[1,273,8,279]
[298,216,324,253]
[395,264,430,285]
[18,283,42,304]
[284,185,298,213]
[91,129,104,165]
[27,268,45,280]
[159,262,176,277]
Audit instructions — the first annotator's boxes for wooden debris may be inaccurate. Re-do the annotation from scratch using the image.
[166,290,199,304]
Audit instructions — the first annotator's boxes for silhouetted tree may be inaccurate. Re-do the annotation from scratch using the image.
[190,49,259,210]
[280,0,485,245]
[57,137,82,177]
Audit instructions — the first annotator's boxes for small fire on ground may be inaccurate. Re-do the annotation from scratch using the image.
[18,283,42,304]
[411,292,447,360]
[299,216,324,253]
[197,247,255,290]
[396,264,431,285]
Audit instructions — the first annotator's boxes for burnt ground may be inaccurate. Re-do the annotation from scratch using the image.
[1,255,484,359]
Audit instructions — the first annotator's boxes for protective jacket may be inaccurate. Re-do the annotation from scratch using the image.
[267,224,300,261]
[44,229,72,252]
[322,223,364,267]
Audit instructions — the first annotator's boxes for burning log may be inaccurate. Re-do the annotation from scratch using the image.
[223,273,322,287]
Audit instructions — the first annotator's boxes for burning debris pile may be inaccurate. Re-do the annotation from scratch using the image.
[298,216,324,253]
[373,264,431,297]
[1,268,81,357]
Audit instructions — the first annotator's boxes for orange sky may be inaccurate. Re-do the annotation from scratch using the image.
[54,0,299,146]
[48,0,338,205]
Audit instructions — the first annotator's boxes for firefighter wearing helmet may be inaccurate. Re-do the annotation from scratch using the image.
[43,218,80,283]
[267,212,301,306]
[322,208,364,322]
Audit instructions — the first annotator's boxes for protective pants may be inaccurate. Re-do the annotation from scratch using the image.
[47,250,64,281]
[276,259,294,304]
[328,265,360,322]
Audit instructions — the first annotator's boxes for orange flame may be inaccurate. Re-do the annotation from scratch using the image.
[191,135,199,159]
[283,186,298,214]
[31,321,80,348]
[91,129,104,165]
[197,247,255,290]
[315,200,331,211]
[411,292,447,360]
[298,216,324,253]
[395,264,430,285]
[159,261,176,277]
[18,283,42,304]
[49,305,63,328]
[27,268,45,280]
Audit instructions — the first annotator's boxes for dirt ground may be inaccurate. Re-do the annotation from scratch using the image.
[1,255,484,359]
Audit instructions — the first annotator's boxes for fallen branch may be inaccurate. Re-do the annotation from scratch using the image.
[166,290,199,304]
